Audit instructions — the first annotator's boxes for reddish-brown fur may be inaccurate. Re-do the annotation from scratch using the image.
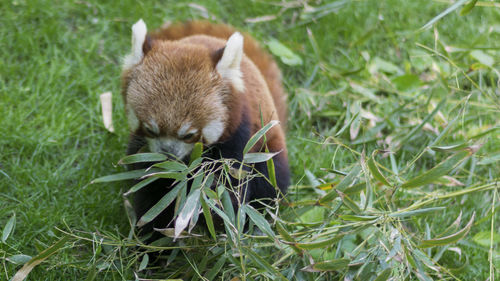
[150,21,288,129]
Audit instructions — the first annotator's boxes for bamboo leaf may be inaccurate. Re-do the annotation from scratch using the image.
[276,222,301,254]
[6,255,32,265]
[221,188,235,224]
[146,171,184,180]
[401,151,470,188]
[244,248,288,280]
[243,120,280,155]
[374,268,392,281]
[152,161,187,171]
[367,153,390,186]
[118,153,166,165]
[123,177,157,196]
[2,213,16,243]
[243,151,281,164]
[319,165,361,204]
[421,0,469,30]
[338,191,361,214]
[430,143,469,152]
[302,258,350,272]
[205,198,235,231]
[138,254,149,271]
[295,235,344,250]
[137,181,185,227]
[472,231,500,247]
[243,204,275,239]
[200,195,217,241]
[12,236,69,281]
[205,255,226,280]
[389,207,445,218]
[419,212,475,248]
[189,142,203,165]
[340,215,378,221]
[460,0,478,15]
[174,187,201,238]
[267,39,303,66]
[91,169,149,183]
[267,155,278,188]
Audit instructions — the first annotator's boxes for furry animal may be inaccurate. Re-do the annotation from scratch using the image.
[121,20,289,236]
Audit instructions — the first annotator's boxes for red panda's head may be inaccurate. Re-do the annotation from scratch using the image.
[122,20,244,160]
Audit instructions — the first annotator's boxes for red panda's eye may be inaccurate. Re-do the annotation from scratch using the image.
[181,133,195,140]
[144,127,158,137]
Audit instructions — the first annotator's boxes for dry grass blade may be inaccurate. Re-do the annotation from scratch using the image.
[12,236,69,281]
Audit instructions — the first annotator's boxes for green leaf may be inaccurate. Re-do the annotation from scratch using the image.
[430,143,469,152]
[11,236,70,281]
[276,222,301,254]
[243,120,280,155]
[118,153,167,165]
[369,57,402,75]
[374,268,392,281]
[335,111,359,137]
[421,0,469,30]
[138,254,149,271]
[319,165,361,204]
[148,171,184,180]
[470,50,494,67]
[472,231,500,247]
[205,197,235,230]
[2,213,16,243]
[137,181,185,227]
[478,153,500,165]
[400,97,447,144]
[189,142,203,165]
[401,151,470,188]
[200,195,216,241]
[243,204,275,239]
[339,191,362,214]
[243,247,287,280]
[309,258,350,272]
[267,39,303,66]
[367,154,390,186]
[152,161,187,171]
[460,0,478,15]
[295,235,344,250]
[266,155,278,188]
[205,255,226,280]
[392,74,422,92]
[340,215,377,221]
[91,169,150,183]
[220,188,235,224]
[389,207,445,218]
[420,212,475,248]
[244,151,281,164]
[123,177,157,196]
[6,254,32,265]
[174,187,201,238]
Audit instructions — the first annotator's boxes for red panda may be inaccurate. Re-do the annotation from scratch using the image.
[121,20,289,235]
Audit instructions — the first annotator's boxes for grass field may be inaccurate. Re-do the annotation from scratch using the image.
[1,0,499,280]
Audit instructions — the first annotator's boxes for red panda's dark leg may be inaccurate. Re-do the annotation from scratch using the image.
[127,134,177,241]
[209,110,290,205]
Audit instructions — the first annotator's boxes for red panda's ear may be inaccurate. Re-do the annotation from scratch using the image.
[123,19,148,70]
[142,35,153,55]
[215,32,245,92]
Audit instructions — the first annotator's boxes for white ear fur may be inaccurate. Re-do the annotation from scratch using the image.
[202,119,225,144]
[123,19,148,70]
[216,32,245,92]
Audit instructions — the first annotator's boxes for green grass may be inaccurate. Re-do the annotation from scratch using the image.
[1,0,499,280]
